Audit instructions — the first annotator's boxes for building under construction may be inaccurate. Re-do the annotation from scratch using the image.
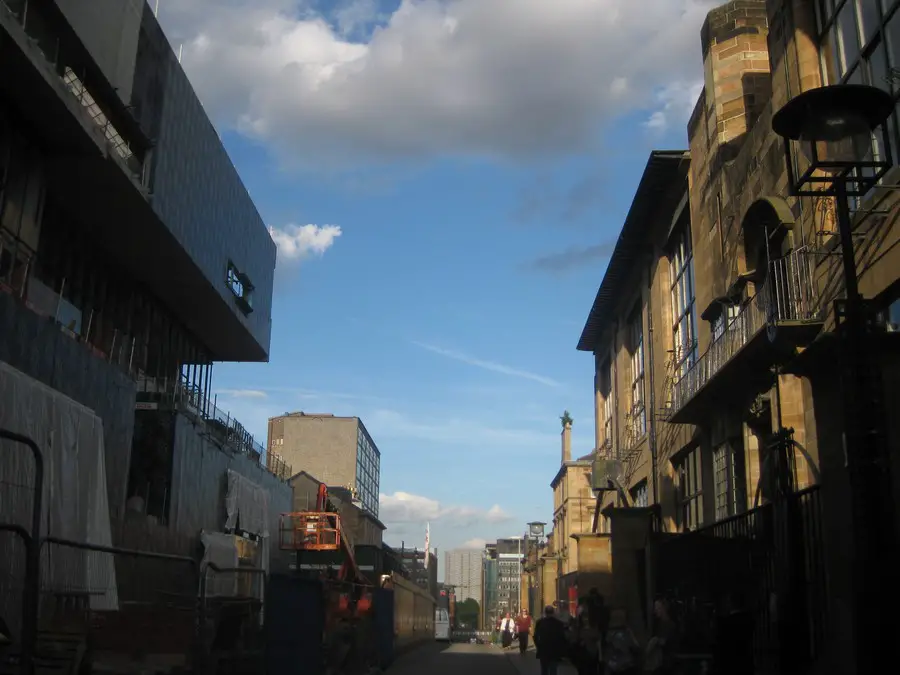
[0,2,292,674]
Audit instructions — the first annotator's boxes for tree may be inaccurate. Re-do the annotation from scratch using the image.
[454,598,480,628]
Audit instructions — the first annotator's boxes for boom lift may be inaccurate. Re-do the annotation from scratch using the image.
[279,484,371,613]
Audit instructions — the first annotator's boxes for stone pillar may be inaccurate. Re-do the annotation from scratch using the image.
[562,421,572,464]
[606,507,657,644]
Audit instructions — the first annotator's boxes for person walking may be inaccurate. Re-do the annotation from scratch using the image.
[500,612,515,649]
[534,606,568,675]
[516,609,533,654]
[645,599,678,675]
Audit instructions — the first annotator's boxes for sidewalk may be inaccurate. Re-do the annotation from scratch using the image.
[504,649,577,675]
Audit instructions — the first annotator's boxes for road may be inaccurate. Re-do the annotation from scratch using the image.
[386,642,575,675]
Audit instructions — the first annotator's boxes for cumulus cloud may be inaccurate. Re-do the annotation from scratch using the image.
[462,538,487,549]
[269,224,342,262]
[643,81,706,131]
[157,0,715,167]
[380,491,512,527]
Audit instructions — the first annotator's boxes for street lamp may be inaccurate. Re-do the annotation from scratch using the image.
[773,83,897,675]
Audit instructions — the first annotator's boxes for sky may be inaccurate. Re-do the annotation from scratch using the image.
[154,0,715,564]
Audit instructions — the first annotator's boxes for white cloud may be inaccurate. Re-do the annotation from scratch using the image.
[269,224,342,262]
[643,80,705,131]
[380,491,512,528]
[218,388,268,398]
[158,0,716,167]
[462,538,487,549]
[412,341,560,387]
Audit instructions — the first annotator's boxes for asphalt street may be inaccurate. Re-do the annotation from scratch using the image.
[386,642,577,675]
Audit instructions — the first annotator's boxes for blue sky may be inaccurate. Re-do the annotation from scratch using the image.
[157,0,714,559]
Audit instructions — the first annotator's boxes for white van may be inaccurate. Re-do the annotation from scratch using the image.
[434,608,451,641]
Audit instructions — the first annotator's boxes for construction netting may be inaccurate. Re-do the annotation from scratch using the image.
[0,360,118,641]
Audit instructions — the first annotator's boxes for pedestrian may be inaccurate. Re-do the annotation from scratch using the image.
[604,609,639,675]
[516,609,533,654]
[573,597,602,675]
[534,606,568,675]
[500,612,514,649]
[644,599,678,675]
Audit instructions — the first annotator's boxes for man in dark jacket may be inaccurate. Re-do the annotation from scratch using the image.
[534,606,568,675]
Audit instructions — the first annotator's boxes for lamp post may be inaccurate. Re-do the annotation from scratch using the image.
[773,83,898,675]
[526,522,546,615]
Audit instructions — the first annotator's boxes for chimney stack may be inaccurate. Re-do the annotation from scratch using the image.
[560,411,572,464]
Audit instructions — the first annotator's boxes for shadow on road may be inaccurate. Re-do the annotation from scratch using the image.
[386,642,514,675]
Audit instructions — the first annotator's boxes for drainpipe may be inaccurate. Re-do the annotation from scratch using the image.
[646,250,660,511]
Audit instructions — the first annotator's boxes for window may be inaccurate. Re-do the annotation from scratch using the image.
[631,481,649,508]
[226,261,254,315]
[598,358,613,449]
[629,307,646,439]
[816,0,899,190]
[712,304,740,341]
[676,447,703,531]
[713,441,746,521]
[669,217,698,378]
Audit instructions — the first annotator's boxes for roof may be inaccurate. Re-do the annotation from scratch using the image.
[577,150,690,352]
[550,458,593,489]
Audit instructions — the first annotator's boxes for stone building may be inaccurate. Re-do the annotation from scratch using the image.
[577,1,900,672]
[544,418,597,614]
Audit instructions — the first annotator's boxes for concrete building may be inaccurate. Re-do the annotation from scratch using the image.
[396,546,438,600]
[576,1,900,672]
[0,0,288,557]
[495,537,524,617]
[444,548,483,604]
[267,412,381,517]
[480,542,499,629]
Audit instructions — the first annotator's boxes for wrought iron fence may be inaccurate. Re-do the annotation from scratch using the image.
[655,484,826,675]
[672,249,822,413]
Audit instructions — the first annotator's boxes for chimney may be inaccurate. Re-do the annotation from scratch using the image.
[561,412,572,464]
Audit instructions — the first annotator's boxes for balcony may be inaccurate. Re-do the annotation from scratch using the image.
[670,249,824,424]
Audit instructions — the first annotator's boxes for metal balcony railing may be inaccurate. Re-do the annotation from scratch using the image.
[672,248,822,413]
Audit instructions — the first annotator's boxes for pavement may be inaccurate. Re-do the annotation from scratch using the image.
[503,647,578,675]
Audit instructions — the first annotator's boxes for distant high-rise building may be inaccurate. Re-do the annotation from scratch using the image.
[445,548,483,604]
[267,413,381,517]
[481,543,499,629]
[496,538,525,616]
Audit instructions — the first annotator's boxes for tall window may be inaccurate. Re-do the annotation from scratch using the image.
[669,215,698,377]
[629,307,646,439]
[676,447,703,531]
[816,0,899,186]
[713,441,745,521]
[599,358,613,449]
[631,480,649,508]
[712,304,740,341]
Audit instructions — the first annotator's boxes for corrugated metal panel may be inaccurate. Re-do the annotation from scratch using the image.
[576,151,690,353]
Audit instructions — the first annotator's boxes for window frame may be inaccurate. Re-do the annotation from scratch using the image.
[675,447,703,531]
[629,306,647,440]
[713,439,746,521]
[668,215,698,378]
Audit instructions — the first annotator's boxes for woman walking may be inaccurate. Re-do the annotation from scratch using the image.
[500,612,514,649]
[516,610,533,654]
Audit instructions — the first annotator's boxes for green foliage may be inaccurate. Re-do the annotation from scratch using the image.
[454,598,480,627]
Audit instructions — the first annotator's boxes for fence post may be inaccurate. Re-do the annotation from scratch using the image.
[0,430,44,675]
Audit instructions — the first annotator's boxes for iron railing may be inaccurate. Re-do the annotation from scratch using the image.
[655,484,826,674]
[672,249,822,413]
[0,0,145,181]
[136,375,291,481]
